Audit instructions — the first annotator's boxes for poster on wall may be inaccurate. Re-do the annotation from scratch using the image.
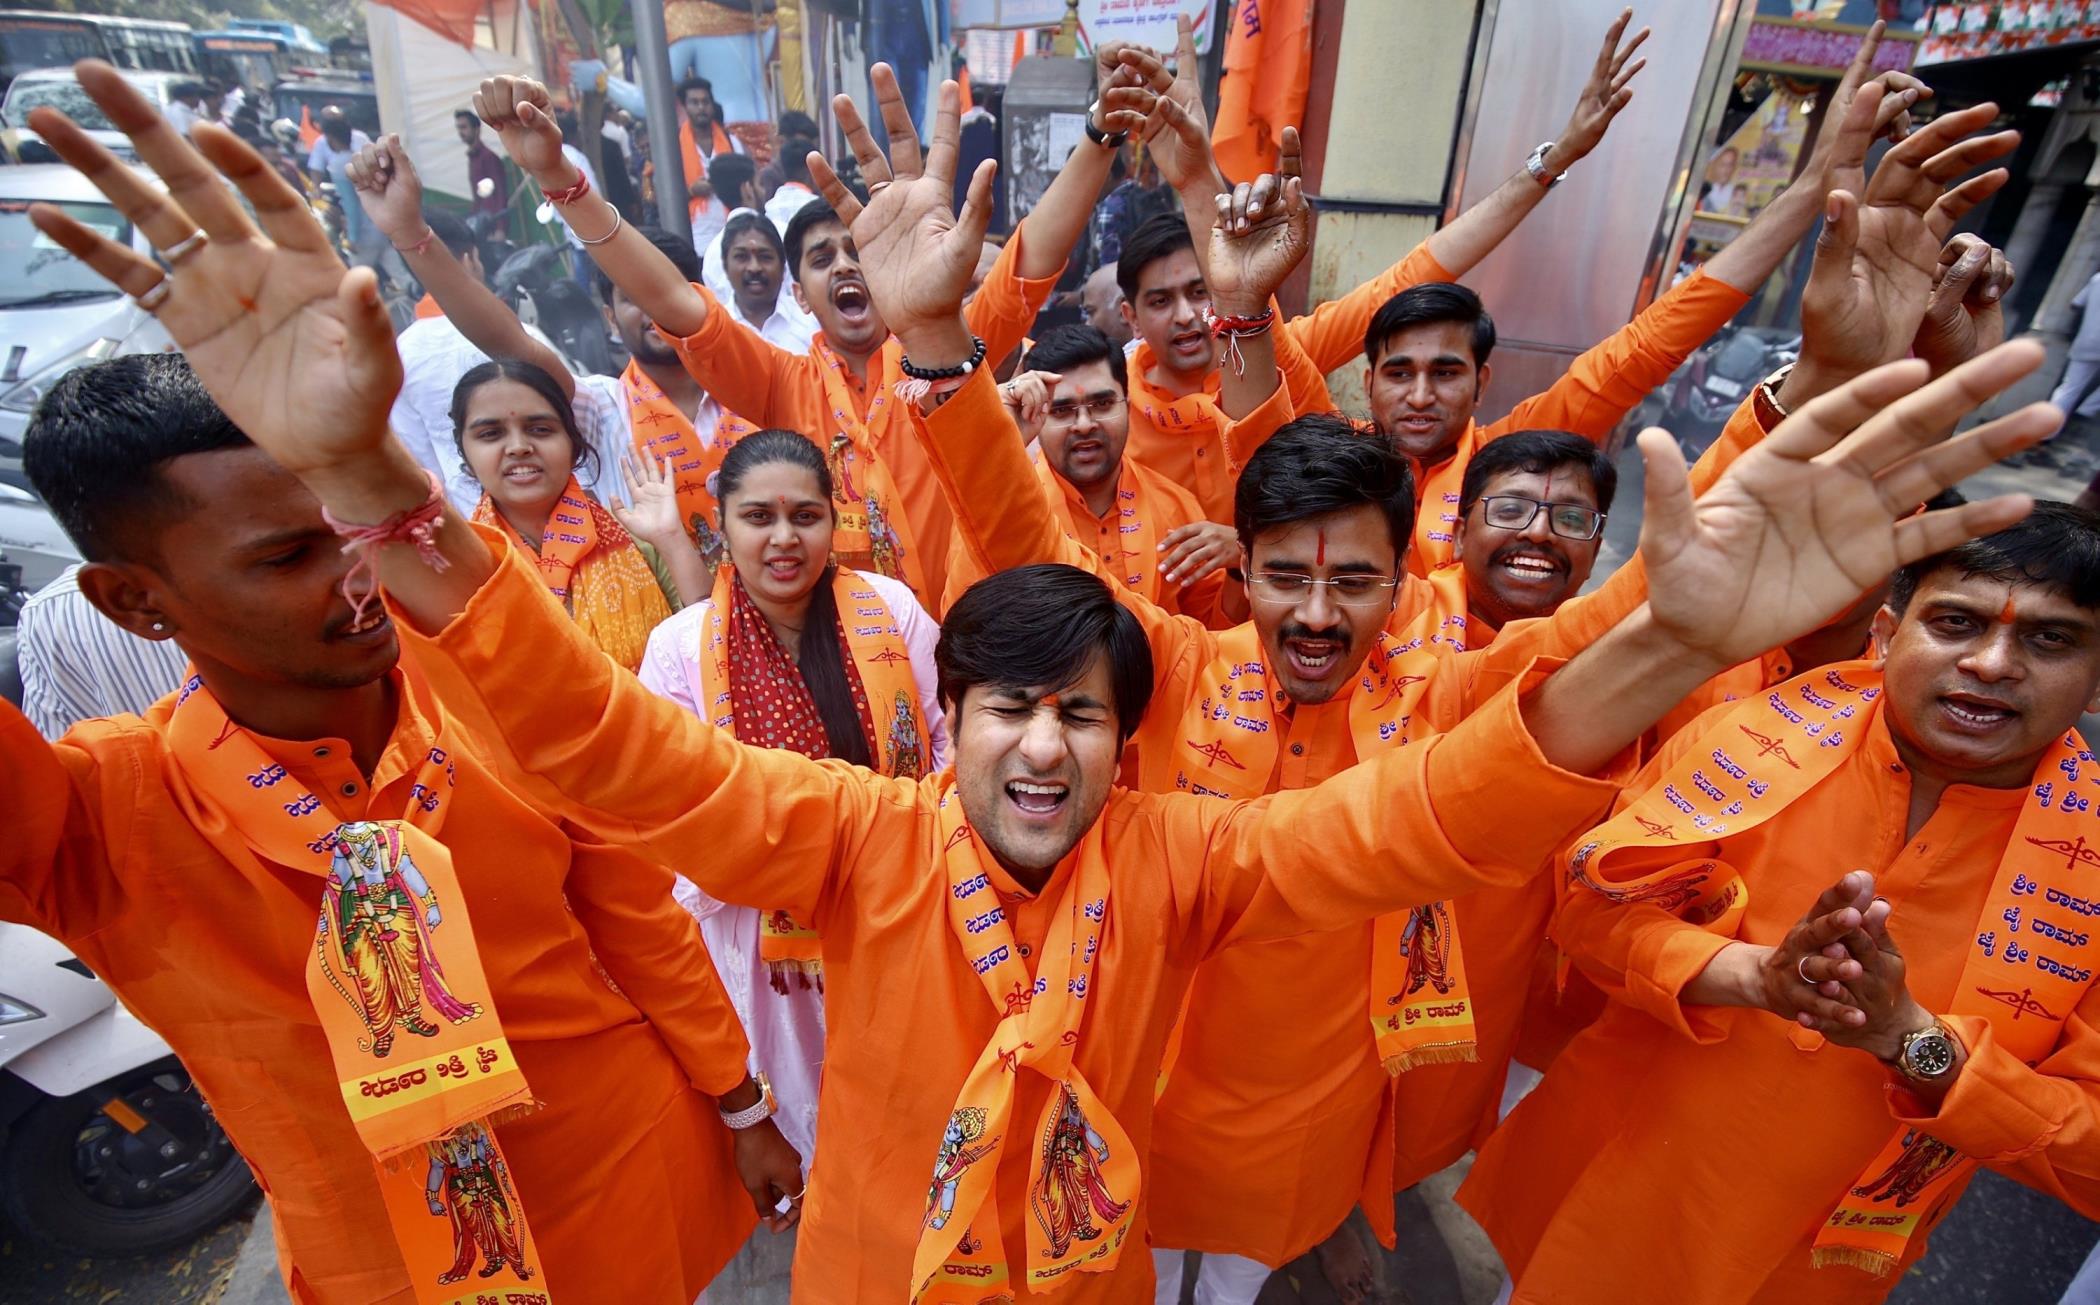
[951,0,1215,52]
[1695,85,1813,224]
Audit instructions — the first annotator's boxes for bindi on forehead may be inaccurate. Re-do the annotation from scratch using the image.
[1316,530,1326,567]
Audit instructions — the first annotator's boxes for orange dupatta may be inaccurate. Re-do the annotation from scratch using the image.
[911,789,1140,1302]
[472,477,671,673]
[624,360,735,567]
[1033,456,1167,598]
[1566,663,2100,1276]
[164,672,549,1304]
[695,564,930,981]
[1170,566,1489,1071]
[679,117,736,221]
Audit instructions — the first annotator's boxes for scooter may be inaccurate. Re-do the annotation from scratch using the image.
[0,925,258,1254]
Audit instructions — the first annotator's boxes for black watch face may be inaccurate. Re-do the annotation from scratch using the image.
[1907,1032,1955,1079]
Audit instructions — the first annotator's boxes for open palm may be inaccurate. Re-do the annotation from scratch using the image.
[25,61,399,475]
[807,63,994,342]
[1203,127,1310,310]
[1639,343,2058,668]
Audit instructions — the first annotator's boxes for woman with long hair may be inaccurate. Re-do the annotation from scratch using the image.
[638,428,948,1167]
[451,359,703,672]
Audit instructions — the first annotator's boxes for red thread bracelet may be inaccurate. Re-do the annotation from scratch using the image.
[542,172,591,206]
[394,227,437,256]
[320,469,452,626]
[1203,307,1276,378]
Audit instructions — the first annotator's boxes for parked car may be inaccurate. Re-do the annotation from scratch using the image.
[3,66,188,164]
[0,164,174,488]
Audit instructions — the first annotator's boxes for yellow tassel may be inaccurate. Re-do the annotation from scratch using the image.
[1809,1246,1897,1277]
[1383,1044,1480,1075]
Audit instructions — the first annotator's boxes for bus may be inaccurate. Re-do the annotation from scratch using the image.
[192,30,294,94]
[0,11,194,92]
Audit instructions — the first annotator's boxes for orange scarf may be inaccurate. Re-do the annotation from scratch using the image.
[1170,566,1484,1071]
[1407,423,1480,575]
[696,564,930,982]
[413,293,443,321]
[1034,456,1167,600]
[164,672,548,1303]
[473,477,671,673]
[1567,663,2100,1277]
[679,117,736,221]
[911,788,1140,1302]
[624,360,733,567]
[1126,349,1232,517]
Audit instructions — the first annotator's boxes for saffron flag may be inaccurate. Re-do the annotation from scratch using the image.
[1213,0,1313,183]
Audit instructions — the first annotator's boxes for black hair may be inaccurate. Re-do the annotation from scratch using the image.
[722,208,785,261]
[1234,413,1415,558]
[676,75,715,102]
[1364,282,1497,369]
[25,353,249,563]
[597,229,702,303]
[1116,211,1195,302]
[707,151,758,205]
[783,200,844,281]
[1023,324,1126,393]
[778,110,818,140]
[937,563,1155,745]
[1458,430,1618,518]
[715,430,871,767]
[1888,501,2100,615]
[454,108,478,125]
[448,359,594,485]
[422,208,481,282]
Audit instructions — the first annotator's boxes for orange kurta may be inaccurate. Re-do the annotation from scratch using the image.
[672,228,1059,611]
[913,365,1656,1264]
[1459,703,2100,1304]
[0,666,755,1304]
[388,517,1629,1303]
[942,452,1231,626]
[1127,243,1455,521]
[1408,268,1753,574]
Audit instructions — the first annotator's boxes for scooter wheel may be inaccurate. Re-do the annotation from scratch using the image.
[0,1059,258,1256]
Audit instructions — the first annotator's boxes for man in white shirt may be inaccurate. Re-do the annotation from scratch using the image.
[700,207,817,353]
[16,564,188,739]
[164,82,205,138]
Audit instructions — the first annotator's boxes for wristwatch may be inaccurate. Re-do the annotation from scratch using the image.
[1753,363,1795,430]
[1085,100,1128,148]
[1888,1020,1959,1084]
[719,1072,778,1130]
[1525,140,1565,189]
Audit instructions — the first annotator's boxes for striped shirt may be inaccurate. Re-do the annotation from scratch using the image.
[18,565,188,740]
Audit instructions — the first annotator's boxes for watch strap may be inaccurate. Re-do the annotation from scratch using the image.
[719,1073,777,1129]
[1085,100,1128,148]
[1753,362,1794,430]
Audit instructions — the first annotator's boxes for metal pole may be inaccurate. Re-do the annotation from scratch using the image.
[631,0,687,235]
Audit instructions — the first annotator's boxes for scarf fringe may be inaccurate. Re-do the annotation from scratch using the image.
[1383,1043,1479,1075]
[1810,1246,1897,1277]
[369,1097,544,1170]
[766,958,825,991]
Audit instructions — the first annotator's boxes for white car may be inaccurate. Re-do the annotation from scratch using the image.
[2,66,188,164]
[0,164,173,492]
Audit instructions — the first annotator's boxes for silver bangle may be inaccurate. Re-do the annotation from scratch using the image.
[577,204,624,247]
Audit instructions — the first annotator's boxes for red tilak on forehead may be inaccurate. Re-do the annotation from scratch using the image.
[1316,529,1326,568]
[1999,595,2020,625]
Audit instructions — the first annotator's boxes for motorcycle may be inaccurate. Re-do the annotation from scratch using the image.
[492,242,617,378]
[0,619,258,1254]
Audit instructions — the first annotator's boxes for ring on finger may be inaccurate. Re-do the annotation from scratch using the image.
[867,180,892,195]
[1796,954,1817,985]
[162,229,210,266]
[134,278,171,311]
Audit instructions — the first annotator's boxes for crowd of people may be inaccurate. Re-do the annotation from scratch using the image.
[3,9,2091,1305]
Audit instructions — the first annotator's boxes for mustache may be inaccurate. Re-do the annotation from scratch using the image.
[1490,539,1570,572]
[1279,621,1349,644]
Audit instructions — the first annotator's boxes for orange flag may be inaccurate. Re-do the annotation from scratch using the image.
[1213,0,1314,183]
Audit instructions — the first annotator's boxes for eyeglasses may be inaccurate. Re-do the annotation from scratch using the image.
[1475,495,1606,541]
[1044,395,1125,425]
[1246,571,1403,606]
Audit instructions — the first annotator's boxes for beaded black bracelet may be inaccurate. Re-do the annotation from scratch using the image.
[898,334,988,381]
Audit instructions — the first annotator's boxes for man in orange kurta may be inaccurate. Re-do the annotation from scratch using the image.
[943,323,1240,628]
[2,356,788,1303]
[1460,503,2100,1304]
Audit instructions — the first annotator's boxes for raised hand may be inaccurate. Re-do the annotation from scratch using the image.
[611,451,684,548]
[1553,7,1649,166]
[474,75,571,185]
[24,60,400,477]
[345,133,424,246]
[1913,234,2015,378]
[1790,22,1929,201]
[998,369,1061,443]
[1202,125,1310,316]
[1638,340,2058,671]
[807,64,995,363]
[1117,17,1222,195]
[1792,99,2017,395]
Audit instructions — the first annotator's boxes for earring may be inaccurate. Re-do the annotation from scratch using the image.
[149,621,167,633]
